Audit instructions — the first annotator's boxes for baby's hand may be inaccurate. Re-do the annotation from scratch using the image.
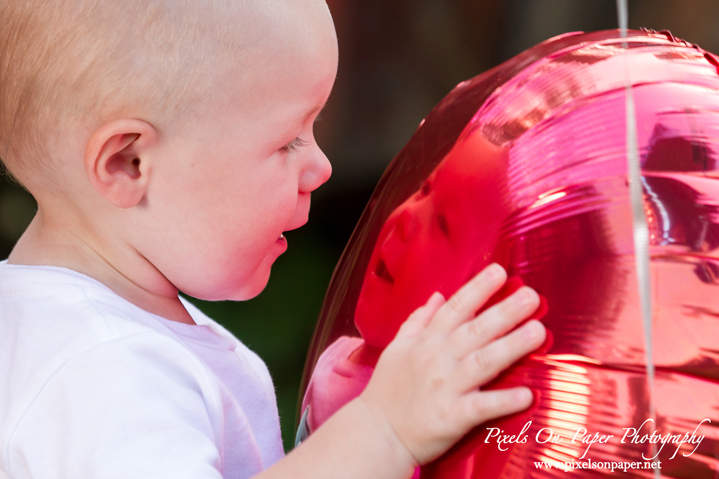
[357,263,545,468]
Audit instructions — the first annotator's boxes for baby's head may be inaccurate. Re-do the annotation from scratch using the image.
[0,0,337,301]
[355,132,510,348]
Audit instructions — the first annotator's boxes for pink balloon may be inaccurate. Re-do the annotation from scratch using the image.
[299,29,719,477]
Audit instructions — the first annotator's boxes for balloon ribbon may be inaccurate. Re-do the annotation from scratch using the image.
[616,1,660,475]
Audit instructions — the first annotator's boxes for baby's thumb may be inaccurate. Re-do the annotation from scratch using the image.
[395,292,445,340]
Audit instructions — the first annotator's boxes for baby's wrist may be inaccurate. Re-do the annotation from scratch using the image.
[352,394,418,472]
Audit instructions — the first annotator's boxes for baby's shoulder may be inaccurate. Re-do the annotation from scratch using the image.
[0,263,215,419]
[0,261,183,346]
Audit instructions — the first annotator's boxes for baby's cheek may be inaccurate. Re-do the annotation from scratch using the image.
[424,242,460,277]
[425,247,476,300]
[209,234,267,279]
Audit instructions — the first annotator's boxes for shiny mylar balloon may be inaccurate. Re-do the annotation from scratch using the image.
[299,30,719,477]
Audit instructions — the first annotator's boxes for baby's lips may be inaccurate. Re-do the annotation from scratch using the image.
[283,194,312,231]
[283,216,309,232]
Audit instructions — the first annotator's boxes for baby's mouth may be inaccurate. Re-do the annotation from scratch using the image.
[374,258,394,284]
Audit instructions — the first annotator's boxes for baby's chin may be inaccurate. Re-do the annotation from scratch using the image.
[184,237,290,301]
[354,300,401,349]
[172,261,273,302]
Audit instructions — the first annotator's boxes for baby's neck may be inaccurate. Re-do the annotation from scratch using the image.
[8,210,197,325]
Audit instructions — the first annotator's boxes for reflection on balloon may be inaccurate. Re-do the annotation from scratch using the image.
[299,29,719,477]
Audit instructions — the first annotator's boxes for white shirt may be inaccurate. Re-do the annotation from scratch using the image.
[0,261,284,479]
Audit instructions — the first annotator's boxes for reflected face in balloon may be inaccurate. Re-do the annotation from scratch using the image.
[355,133,510,348]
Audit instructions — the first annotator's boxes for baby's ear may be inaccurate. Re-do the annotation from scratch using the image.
[84,119,158,208]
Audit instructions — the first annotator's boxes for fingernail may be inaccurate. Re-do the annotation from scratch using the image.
[518,287,538,306]
[524,320,544,340]
[485,263,504,281]
[516,388,533,403]
[430,291,445,303]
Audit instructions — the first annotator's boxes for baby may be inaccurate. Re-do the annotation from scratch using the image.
[301,130,548,437]
[0,1,546,478]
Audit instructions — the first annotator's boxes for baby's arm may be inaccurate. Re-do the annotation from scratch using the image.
[258,264,545,479]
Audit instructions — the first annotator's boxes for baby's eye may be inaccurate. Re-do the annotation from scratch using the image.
[280,137,309,154]
[437,214,449,236]
[420,182,431,197]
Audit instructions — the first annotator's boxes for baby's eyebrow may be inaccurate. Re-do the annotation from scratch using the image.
[272,102,329,145]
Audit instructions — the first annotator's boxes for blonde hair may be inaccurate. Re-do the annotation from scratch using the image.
[0,0,259,189]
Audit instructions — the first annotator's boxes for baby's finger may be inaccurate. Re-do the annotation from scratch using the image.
[462,387,534,426]
[457,320,546,392]
[395,291,445,340]
[454,286,540,357]
[429,264,507,334]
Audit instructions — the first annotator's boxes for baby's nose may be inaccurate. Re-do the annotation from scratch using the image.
[299,148,332,193]
[396,206,419,241]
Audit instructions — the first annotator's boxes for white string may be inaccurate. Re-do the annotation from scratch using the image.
[616,1,660,475]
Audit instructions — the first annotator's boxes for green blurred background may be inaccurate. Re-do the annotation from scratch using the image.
[2,0,718,451]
